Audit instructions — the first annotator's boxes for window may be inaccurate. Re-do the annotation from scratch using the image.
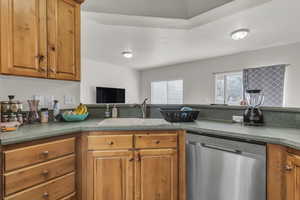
[151,80,183,104]
[214,72,243,105]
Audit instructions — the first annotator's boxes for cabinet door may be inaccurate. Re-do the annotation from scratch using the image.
[87,150,134,200]
[135,149,178,200]
[47,0,80,81]
[0,0,47,77]
[286,154,300,200]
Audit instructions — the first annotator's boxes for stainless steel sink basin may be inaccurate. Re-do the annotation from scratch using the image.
[98,118,171,127]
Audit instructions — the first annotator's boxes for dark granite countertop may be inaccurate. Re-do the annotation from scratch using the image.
[1,118,300,150]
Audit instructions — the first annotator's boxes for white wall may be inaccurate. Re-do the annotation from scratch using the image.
[0,76,80,109]
[80,59,140,104]
[140,42,300,107]
[80,12,140,104]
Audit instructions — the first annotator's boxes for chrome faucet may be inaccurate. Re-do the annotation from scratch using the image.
[140,98,149,118]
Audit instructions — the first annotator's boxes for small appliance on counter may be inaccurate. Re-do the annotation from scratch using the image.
[244,89,264,126]
[0,95,24,124]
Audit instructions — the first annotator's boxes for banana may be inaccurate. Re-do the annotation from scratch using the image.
[73,103,88,115]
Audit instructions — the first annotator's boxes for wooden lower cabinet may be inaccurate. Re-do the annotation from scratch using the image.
[0,131,185,200]
[85,131,185,200]
[61,193,77,200]
[87,150,134,200]
[268,144,300,200]
[135,149,178,200]
[286,154,300,200]
[0,136,77,200]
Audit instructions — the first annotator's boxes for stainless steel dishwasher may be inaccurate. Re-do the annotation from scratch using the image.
[186,133,266,200]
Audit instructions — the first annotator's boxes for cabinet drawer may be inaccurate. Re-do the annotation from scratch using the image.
[87,135,133,150]
[135,134,178,149]
[4,138,75,171]
[5,155,75,195]
[60,193,76,200]
[4,172,75,200]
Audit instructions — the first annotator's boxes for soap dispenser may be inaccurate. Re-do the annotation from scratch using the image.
[112,104,118,118]
[105,104,111,118]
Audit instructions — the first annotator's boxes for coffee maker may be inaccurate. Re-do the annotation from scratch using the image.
[244,89,264,126]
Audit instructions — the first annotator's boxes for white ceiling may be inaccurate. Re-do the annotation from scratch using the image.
[81,0,300,70]
[82,0,234,19]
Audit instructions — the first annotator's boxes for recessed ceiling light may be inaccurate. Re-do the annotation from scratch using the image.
[231,29,250,40]
[122,51,133,58]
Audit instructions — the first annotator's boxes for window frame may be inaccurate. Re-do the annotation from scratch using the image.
[214,71,244,105]
[150,79,183,104]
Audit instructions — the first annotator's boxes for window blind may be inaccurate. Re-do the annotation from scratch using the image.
[151,80,183,104]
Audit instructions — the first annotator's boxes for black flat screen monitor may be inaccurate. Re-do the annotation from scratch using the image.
[96,87,125,103]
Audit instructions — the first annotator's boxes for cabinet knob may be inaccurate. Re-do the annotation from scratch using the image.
[43,192,49,198]
[129,158,134,162]
[42,151,49,157]
[108,141,114,145]
[286,165,293,171]
[36,55,45,62]
[155,140,161,144]
[136,153,141,162]
[41,170,49,176]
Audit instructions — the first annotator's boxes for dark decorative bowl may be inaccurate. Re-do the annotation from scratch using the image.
[159,109,199,122]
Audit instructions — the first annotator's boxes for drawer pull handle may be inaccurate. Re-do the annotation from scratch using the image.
[42,151,49,156]
[136,153,141,162]
[42,170,49,176]
[108,141,114,145]
[43,192,49,198]
[129,158,134,162]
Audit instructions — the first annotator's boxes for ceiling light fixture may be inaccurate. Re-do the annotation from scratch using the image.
[122,51,133,58]
[231,29,250,40]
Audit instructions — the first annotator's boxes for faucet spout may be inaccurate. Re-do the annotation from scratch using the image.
[140,98,149,118]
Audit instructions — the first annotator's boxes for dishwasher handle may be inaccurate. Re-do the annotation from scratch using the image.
[201,143,242,154]
[188,141,242,154]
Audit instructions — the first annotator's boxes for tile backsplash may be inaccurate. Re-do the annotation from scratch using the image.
[87,104,300,129]
[0,75,80,110]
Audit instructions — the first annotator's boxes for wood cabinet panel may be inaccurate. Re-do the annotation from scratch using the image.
[60,193,76,200]
[267,144,287,200]
[47,0,80,80]
[87,150,134,200]
[0,0,47,77]
[4,172,75,200]
[286,154,300,200]
[87,135,133,150]
[0,0,82,80]
[135,134,177,149]
[4,154,75,195]
[4,138,75,171]
[135,149,178,200]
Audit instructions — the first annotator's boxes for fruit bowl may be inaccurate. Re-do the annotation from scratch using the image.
[62,113,89,122]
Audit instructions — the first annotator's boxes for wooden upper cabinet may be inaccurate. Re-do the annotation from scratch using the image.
[0,0,48,78]
[47,0,81,81]
[0,0,82,80]
[135,149,178,200]
[87,150,134,200]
